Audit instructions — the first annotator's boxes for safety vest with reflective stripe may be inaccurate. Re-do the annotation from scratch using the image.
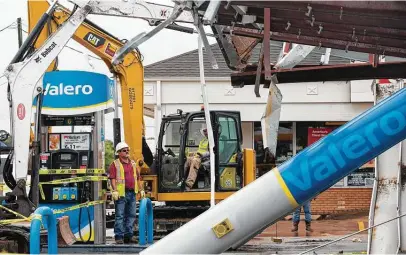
[114,159,139,197]
[197,137,209,155]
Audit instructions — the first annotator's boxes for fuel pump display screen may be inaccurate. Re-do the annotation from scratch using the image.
[53,152,79,169]
[60,154,72,161]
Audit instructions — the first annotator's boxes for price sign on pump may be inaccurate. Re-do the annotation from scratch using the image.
[61,134,90,151]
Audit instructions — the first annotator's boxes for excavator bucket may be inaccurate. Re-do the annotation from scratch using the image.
[57,216,76,246]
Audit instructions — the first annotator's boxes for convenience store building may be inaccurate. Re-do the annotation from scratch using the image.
[143,41,381,215]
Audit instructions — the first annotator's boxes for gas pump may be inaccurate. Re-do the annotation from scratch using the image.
[38,114,108,244]
[28,70,115,244]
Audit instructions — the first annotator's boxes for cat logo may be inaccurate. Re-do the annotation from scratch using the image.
[84,32,105,48]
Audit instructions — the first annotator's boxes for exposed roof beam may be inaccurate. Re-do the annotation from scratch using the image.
[231,61,406,86]
[220,27,406,58]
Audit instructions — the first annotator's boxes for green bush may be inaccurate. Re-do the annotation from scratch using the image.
[105,139,114,171]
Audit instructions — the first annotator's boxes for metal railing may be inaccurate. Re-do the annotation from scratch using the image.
[138,198,154,245]
[30,206,58,254]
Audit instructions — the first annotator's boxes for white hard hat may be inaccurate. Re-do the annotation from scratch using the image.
[116,141,129,153]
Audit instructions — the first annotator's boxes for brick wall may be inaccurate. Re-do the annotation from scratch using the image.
[310,188,372,215]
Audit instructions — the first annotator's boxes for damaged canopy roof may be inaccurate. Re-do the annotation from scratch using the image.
[210,1,406,61]
[193,1,406,86]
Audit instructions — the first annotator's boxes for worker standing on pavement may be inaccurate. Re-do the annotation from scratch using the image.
[291,200,314,234]
[109,141,145,244]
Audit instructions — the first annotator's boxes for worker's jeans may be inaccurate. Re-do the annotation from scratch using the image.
[114,191,136,240]
[292,201,312,223]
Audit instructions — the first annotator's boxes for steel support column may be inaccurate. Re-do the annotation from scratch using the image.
[369,79,401,254]
[399,79,406,252]
[93,111,106,244]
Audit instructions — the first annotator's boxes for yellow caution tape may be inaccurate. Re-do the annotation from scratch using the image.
[39,176,108,200]
[40,176,108,185]
[0,200,105,226]
[39,168,105,175]
[0,205,29,221]
[0,218,32,225]
[0,205,34,226]
[39,187,45,202]
[32,214,42,221]
[0,178,106,226]
[53,200,105,214]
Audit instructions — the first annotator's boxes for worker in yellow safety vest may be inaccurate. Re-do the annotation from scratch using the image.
[108,141,145,244]
[182,126,209,191]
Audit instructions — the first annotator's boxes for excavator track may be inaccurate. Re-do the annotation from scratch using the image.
[0,225,30,253]
[148,204,211,239]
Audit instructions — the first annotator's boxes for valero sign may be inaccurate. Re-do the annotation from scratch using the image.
[33,71,115,115]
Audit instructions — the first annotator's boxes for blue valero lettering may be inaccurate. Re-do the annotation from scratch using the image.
[44,83,93,96]
[283,109,406,191]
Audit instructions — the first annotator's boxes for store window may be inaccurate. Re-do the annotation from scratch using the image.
[296,121,374,188]
[253,120,375,187]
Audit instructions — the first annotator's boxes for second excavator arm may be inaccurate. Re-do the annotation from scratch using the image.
[7,1,93,181]
[27,0,168,169]
[4,0,93,215]
[4,0,184,215]
[27,0,196,169]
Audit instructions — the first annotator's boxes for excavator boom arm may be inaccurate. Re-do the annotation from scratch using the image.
[70,0,194,24]
[27,0,162,167]
[7,0,92,180]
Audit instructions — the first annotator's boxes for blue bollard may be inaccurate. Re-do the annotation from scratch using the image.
[30,206,58,254]
[138,198,154,245]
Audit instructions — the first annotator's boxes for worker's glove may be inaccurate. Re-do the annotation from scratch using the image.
[112,191,119,201]
[140,190,146,199]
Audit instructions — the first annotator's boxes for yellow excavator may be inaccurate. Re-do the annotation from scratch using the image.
[27,0,256,236]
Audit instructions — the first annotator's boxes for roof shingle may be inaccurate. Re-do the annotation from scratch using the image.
[145,41,405,78]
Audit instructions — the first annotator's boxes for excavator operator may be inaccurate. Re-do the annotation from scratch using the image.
[182,126,209,191]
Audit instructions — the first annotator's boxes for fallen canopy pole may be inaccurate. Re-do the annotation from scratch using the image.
[141,88,406,254]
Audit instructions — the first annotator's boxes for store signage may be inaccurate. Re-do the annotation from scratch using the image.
[307,127,333,146]
[43,116,93,126]
[61,133,90,150]
[33,71,115,115]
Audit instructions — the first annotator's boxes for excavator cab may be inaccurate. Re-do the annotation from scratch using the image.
[157,110,244,193]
